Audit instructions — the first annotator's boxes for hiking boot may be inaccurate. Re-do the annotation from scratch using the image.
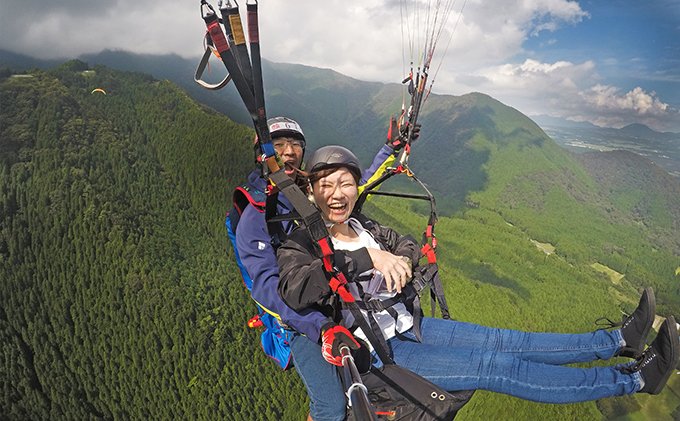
[597,287,655,358]
[619,316,679,395]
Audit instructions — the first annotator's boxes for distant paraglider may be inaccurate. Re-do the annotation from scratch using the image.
[91,88,106,95]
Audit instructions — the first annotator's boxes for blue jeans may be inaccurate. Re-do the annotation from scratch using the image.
[380,317,642,404]
[290,331,346,421]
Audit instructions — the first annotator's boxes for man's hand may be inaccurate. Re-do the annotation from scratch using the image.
[385,116,420,151]
[409,123,421,142]
[385,116,406,151]
[321,323,360,366]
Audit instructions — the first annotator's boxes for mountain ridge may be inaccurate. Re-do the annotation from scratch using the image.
[3,53,678,306]
[531,113,679,136]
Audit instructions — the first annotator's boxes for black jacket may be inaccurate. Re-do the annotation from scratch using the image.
[276,212,422,321]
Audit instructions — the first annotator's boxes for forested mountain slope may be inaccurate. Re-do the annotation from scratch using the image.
[0,62,309,420]
[401,92,680,318]
[2,61,679,420]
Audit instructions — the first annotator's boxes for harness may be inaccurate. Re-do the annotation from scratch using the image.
[198,0,276,180]
[329,214,449,364]
[312,213,474,421]
[226,183,265,292]
[196,1,472,417]
[226,182,297,369]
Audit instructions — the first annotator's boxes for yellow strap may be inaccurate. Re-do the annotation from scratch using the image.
[229,15,247,45]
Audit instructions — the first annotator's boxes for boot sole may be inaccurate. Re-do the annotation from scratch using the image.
[650,316,679,395]
[636,287,655,353]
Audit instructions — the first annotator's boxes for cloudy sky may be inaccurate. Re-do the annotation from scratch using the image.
[2,0,679,132]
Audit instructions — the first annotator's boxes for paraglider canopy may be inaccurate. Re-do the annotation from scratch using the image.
[91,88,106,95]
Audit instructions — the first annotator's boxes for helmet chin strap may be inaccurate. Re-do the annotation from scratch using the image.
[307,185,316,205]
[325,219,349,228]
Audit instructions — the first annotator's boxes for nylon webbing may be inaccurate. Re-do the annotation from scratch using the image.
[345,301,394,365]
[268,170,328,244]
[202,12,257,116]
[247,2,267,137]
[200,1,272,180]
[331,277,355,303]
[220,4,255,93]
[264,192,287,249]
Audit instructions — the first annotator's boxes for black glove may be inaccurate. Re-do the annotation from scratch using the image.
[385,115,406,151]
[385,116,421,151]
[409,123,421,142]
[321,322,360,366]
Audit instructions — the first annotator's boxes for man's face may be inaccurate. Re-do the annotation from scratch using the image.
[272,137,304,178]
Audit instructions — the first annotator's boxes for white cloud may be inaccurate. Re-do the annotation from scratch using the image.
[2,0,590,81]
[574,85,676,129]
[2,0,677,131]
[454,58,679,131]
[455,58,596,99]
[578,85,664,114]
[1,0,201,59]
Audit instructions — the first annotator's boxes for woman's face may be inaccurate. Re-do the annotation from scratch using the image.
[312,167,358,224]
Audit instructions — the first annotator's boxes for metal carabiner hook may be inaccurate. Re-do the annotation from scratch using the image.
[201,0,216,19]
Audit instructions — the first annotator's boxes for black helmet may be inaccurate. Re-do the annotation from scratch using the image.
[268,117,305,141]
[305,145,361,180]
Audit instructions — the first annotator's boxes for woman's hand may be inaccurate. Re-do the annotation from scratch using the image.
[366,248,412,293]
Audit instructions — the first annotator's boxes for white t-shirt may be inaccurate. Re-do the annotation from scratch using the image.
[331,218,413,349]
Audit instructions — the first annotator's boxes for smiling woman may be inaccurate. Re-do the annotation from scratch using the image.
[305,145,362,226]
[275,144,679,421]
[312,169,357,226]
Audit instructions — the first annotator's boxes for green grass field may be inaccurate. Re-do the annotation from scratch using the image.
[591,262,626,284]
[612,373,680,421]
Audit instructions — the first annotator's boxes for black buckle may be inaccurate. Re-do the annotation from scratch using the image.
[364,299,386,312]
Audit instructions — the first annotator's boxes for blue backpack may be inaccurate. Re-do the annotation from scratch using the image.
[225,183,293,370]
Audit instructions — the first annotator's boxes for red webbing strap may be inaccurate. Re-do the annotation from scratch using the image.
[421,207,438,263]
[247,5,259,42]
[319,237,333,257]
[319,241,335,271]
[328,275,345,292]
[322,256,333,272]
[333,280,355,303]
[318,238,356,303]
[205,15,230,54]
[421,242,436,264]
